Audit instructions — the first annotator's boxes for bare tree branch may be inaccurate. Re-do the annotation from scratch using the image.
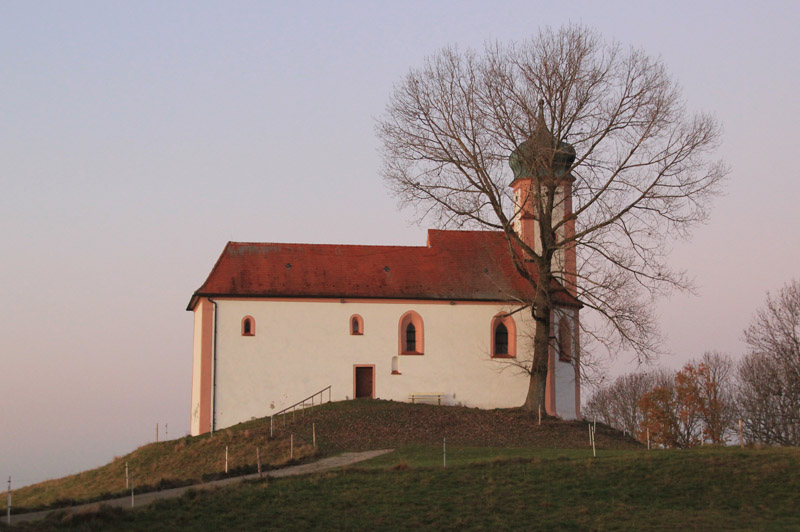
[377,25,727,411]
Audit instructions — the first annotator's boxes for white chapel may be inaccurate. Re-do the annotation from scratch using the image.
[187,134,582,436]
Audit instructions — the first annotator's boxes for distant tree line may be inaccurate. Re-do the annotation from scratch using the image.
[585,280,800,447]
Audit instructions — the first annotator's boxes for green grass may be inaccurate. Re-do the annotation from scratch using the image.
[2,399,637,512]
[10,446,800,531]
[359,444,633,469]
[1,429,316,513]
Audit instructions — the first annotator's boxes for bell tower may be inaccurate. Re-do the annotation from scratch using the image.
[508,100,577,296]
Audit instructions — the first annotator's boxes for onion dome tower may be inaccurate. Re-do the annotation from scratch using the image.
[509,100,577,296]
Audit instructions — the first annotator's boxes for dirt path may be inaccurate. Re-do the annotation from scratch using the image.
[8,449,394,525]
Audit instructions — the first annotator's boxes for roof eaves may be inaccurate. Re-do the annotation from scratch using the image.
[187,292,529,304]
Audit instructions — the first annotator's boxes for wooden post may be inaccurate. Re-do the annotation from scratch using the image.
[538,405,541,426]
[7,476,11,525]
[225,446,229,474]
[443,437,446,468]
[130,475,135,508]
[270,416,273,438]
[313,423,316,448]
[739,419,744,448]
[290,434,294,460]
[257,447,262,479]
[125,462,129,489]
[647,428,651,450]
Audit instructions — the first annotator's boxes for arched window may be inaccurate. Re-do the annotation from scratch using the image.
[491,313,516,358]
[398,311,424,355]
[350,314,364,335]
[241,316,255,337]
[495,323,509,354]
[558,318,572,362]
[406,323,416,351]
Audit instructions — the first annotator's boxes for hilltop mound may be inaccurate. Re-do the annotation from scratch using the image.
[243,398,639,452]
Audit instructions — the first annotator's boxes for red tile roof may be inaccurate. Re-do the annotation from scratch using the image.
[187,230,580,310]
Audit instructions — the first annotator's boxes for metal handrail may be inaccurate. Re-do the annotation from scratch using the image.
[270,385,331,437]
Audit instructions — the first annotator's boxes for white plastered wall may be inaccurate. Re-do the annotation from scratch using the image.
[552,308,579,419]
[203,298,578,430]
[189,302,205,436]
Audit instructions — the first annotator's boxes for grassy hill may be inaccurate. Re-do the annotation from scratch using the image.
[245,398,641,453]
[6,400,798,531]
[1,425,316,513]
[2,399,634,513]
[6,446,800,531]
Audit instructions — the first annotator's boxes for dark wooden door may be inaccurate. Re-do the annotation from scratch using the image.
[355,366,374,398]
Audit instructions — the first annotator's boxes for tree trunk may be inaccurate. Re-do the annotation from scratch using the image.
[522,280,552,412]
[523,358,547,412]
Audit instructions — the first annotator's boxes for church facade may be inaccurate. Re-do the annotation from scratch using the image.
[187,229,581,435]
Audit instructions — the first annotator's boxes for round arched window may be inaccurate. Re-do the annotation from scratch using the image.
[491,314,516,358]
[242,316,255,336]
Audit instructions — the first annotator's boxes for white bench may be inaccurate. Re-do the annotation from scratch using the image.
[409,393,445,405]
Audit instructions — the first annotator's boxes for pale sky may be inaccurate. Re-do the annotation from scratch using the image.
[2,1,798,488]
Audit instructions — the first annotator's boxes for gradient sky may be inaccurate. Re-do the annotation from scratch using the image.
[2,1,798,488]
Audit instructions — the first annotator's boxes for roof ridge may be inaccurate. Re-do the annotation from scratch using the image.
[227,229,506,249]
[228,241,425,249]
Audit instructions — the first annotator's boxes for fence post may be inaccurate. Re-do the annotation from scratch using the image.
[739,419,744,448]
[443,438,446,468]
[125,462,129,489]
[270,416,273,438]
[130,475,135,508]
[538,405,541,426]
[647,428,651,450]
[290,434,294,460]
[7,476,11,525]
[225,446,229,474]
[313,423,316,448]
[257,447,262,479]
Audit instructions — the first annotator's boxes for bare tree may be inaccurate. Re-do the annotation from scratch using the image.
[695,352,736,444]
[738,280,800,445]
[584,369,670,438]
[377,25,726,411]
[586,354,734,445]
